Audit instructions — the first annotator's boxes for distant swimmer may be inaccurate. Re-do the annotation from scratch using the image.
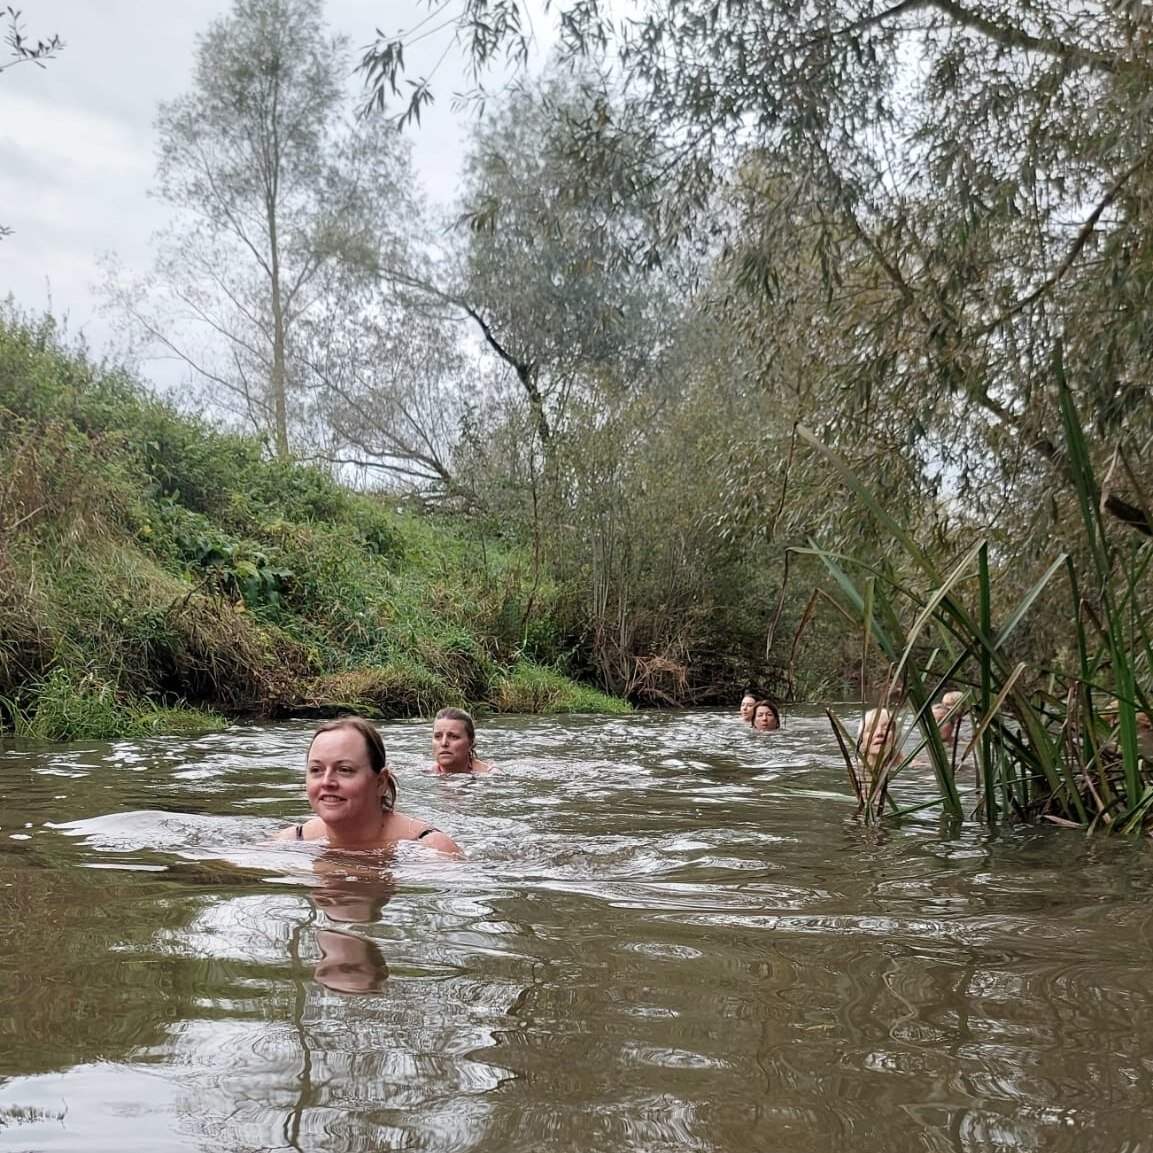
[739,693,757,724]
[932,690,966,747]
[276,715,462,855]
[751,699,781,732]
[857,707,898,771]
[432,707,496,775]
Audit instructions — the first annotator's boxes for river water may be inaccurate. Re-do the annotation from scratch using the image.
[1,709,1152,1153]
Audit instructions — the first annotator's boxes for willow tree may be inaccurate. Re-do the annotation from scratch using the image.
[365,1,1153,539]
[146,0,418,460]
[443,76,805,700]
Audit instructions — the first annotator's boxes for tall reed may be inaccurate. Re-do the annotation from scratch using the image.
[798,352,1153,831]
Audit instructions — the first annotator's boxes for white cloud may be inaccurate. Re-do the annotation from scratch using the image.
[0,0,493,362]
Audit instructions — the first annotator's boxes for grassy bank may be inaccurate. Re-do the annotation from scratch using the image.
[0,312,628,738]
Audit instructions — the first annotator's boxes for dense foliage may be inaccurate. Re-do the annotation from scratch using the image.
[353,0,1153,826]
[0,310,626,738]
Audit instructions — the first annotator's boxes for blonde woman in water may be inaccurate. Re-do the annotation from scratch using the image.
[431,707,496,775]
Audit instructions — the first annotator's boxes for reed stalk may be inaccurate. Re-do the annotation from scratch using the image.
[797,345,1153,833]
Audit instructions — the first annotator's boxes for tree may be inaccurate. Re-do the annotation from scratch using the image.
[363,2,1153,540]
[1,7,62,238]
[137,0,421,461]
[458,73,685,444]
[1,7,61,75]
[440,76,811,699]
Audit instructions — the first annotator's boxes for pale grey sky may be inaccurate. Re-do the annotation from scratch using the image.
[0,1,535,368]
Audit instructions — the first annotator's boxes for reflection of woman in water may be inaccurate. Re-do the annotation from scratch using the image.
[431,707,495,775]
[309,856,396,924]
[314,929,389,994]
[276,716,463,855]
[307,855,394,994]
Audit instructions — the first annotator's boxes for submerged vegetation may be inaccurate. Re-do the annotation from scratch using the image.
[0,311,623,738]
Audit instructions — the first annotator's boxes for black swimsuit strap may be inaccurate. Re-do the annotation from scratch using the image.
[295,823,304,840]
[416,827,439,840]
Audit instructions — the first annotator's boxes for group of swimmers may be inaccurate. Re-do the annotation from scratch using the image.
[739,688,968,772]
[739,693,781,732]
[275,706,494,858]
[282,689,1151,865]
[854,691,967,768]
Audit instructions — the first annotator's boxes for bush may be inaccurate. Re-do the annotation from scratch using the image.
[301,662,455,719]
[492,663,631,714]
[10,667,227,741]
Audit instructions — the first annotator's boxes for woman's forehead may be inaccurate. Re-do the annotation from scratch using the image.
[309,727,369,759]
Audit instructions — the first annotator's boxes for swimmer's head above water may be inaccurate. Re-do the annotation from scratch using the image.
[432,707,494,774]
[275,716,463,855]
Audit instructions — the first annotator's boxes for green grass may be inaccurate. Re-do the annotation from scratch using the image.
[0,308,629,738]
[492,663,633,714]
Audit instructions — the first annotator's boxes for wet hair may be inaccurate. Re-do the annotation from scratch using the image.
[856,708,896,756]
[309,716,397,811]
[434,707,476,743]
[753,699,781,729]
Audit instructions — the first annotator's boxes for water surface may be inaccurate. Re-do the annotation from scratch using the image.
[1,709,1151,1152]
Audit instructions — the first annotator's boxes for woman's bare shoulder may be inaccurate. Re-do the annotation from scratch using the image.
[419,829,465,857]
[390,811,464,857]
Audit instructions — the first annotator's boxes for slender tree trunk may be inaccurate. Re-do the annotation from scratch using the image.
[267,174,289,459]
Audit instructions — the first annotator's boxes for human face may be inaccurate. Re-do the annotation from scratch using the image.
[740,695,757,722]
[433,716,473,772]
[753,704,778,731]
[863,710,894,758]
[306,727,386,827]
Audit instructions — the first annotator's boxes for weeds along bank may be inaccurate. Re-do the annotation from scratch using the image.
[0,313,626,739]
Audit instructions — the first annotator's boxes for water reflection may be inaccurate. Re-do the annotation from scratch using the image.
[313,929,389,994]
[2,712,1153,1152]
[308,852,397,923]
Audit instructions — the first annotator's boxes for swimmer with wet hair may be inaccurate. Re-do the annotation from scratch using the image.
[857,707,898,768]
[932,690,966,746]
[276,715,462,855]
[432,707,496,774]
[752,699,781,732]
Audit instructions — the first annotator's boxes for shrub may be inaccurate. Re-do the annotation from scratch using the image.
[11,667,227,741]
[492,663,631,714]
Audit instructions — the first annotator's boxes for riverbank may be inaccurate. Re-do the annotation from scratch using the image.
[0,313,628,739]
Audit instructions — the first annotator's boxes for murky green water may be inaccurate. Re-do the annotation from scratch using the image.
[2,709,1152,1152]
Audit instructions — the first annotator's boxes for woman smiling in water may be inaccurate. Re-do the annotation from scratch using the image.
[276,716,462,855]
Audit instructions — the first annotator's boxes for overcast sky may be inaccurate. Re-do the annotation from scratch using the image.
[0,1,526,372]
